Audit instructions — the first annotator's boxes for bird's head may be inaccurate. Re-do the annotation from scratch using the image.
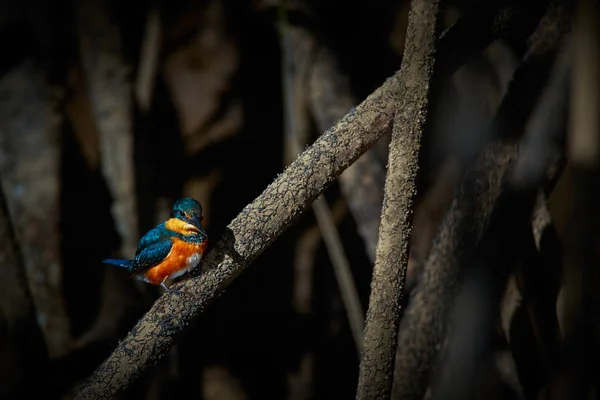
[170,197,208,239]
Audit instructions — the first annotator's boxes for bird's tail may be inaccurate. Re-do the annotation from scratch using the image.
[102,258,134,272]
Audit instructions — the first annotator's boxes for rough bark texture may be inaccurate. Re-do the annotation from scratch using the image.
[75,61,401,400]
[391,3,571,398]
[74,2,574,396]
[355,0,441,399]
[0,61,71,358]
[77,0,138,256]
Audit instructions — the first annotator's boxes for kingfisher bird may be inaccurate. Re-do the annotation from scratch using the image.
[103,197,209,291]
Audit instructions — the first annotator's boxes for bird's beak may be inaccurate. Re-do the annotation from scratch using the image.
[193,216,208,238]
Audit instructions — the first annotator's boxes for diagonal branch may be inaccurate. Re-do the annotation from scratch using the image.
[355,0,441,398]
[75,2,564,396]
[75,56,400,400]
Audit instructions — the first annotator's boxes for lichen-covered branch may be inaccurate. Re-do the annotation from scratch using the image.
[76,0,138,256]
[355,0,441,399]
[75,56,401,400]
[0,61,71,358]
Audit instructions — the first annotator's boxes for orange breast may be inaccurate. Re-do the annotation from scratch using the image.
[142,238,207,285]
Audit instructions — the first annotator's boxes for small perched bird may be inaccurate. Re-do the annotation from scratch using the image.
[103,197,208,291]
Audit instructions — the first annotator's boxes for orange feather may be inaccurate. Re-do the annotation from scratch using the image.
[141,238,207,285]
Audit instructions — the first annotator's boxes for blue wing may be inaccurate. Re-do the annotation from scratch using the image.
[130,239,173,274]
[135,223,168,255]
[127,224,174,274]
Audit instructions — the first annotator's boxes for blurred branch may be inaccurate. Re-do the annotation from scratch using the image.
[75,45,400,400]
[309,39,386,264]
[437,0,550,74]
[568,0,600,166]
[308,0,553,265]
[356,0,441,398]
[279,12,361,396]
[292,198,347,314]
[135,6,162,114]
[508,40,572,386]
[394,141,519,399]
[0,60,71,358]
[0,180,35,349]
[553,0,600,397]
[511,40,571,190]
[392,2,571,398]
[311,196,364,350]
[0,176,50,398]
[289,198,347,400]
[279,14,364,353]
[76,0,139,256]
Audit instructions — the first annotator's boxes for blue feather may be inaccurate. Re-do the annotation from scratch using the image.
[103,258,134,272]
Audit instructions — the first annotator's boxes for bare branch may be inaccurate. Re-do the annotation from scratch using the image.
[76,0,139,256]
[0,61,71,358]
[355,0,441,398]
[75,49,400,400]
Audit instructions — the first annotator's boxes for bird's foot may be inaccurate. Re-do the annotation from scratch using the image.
[160,281,189,295]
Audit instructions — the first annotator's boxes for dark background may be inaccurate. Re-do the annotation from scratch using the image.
[0,0,597,399]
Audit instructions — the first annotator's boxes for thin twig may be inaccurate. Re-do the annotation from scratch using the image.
[356,0,441,398]
[278,12,364,353]
[311,196,364,351]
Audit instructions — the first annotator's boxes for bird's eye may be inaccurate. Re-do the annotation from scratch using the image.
[179,210,186,218]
